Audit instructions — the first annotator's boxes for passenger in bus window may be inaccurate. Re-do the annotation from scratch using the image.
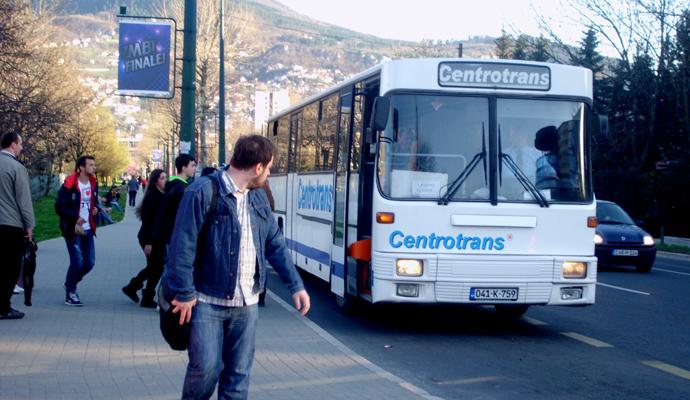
[534,125,560,190]
[394,125,418,171]
[503,125,541,182]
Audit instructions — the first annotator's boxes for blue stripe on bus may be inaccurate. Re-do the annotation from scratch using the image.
[285,238,345,278]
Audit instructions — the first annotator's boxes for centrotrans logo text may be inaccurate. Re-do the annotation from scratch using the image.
[389,230,506,251]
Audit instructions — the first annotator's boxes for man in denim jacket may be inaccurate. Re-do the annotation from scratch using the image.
[164,135,310,400]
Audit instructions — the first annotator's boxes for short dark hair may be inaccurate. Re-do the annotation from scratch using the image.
[175,154,195,173]
[229,135,274,170]
[1,132,20,149]
[201,166,217,176]
[75,155,95,171]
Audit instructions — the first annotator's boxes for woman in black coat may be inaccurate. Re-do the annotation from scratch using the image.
[122,169,167,308]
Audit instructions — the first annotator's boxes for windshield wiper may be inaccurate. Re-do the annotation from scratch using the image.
[438,124,487,205]
[498,125,549,208]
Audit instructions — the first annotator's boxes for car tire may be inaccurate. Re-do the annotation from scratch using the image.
[635,263,653,273]
[495,304,530,317]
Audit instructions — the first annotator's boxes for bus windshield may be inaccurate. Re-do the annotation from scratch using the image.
[377,94,591,203]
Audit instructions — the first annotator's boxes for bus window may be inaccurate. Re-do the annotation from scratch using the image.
[273,117,289,174]
[351,91,363,172]
[319,94,338,171]
[300,103,318,172]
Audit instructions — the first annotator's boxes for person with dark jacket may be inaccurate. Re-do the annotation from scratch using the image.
[55,156,100,306]
[152,154,197,247]
[0,132,34,320]
[122,169,168,308]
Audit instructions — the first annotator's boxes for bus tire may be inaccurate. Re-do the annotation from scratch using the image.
[495,304,529,317]
[636,263,653,273]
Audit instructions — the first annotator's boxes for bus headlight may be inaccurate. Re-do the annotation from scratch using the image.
[562,261,587,279]
[643,235,654,246]
[594,234,604,245]
[396,259,423,276]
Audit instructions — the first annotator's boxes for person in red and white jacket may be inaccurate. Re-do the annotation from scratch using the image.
[55,156,101,307]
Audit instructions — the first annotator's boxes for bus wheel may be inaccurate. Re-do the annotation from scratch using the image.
[335,292,358,314]
[495,304,529,317]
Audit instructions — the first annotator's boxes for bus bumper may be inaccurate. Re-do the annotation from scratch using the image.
[370,252,597,306]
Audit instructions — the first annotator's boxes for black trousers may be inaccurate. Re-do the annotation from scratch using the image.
[129,241,165,298]
[129,191,137,206]
[0,225,25,313]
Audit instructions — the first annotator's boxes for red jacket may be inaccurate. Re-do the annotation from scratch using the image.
[55,172,100,238]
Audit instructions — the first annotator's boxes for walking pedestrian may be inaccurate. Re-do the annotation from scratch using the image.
[56,156,100,306]
[152,154,197,250]
[128,176,139,207]
[0,132,35,320]
[122,169,167,308]
[163,135,310,399]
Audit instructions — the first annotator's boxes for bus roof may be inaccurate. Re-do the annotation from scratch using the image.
[268,58,593,122]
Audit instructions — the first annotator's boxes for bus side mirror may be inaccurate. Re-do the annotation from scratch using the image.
[371,96,389,132]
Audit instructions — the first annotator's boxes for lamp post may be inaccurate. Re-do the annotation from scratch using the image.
[218,0,227,165]
[179,0,197,156]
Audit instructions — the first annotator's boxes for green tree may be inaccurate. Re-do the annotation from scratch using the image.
[528,35,550,62]
[494,29,513,59]
[512,34,529,60]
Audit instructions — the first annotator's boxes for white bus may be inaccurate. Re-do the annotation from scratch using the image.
[266,58,598,316]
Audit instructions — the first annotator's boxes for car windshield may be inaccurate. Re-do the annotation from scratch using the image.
[597,202,635,225]
[377,94,592,203]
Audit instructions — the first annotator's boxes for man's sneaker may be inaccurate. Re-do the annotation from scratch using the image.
[65,292,83,307]
[13,285,24,295]
[0,308,25,320]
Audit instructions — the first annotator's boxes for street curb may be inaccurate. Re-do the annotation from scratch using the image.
[657,251,690,262]
[267,290,444,400]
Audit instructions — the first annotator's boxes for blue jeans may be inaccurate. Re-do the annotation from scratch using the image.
[182,303,258,400]
[109,202,123,213]
[64,230,95,293]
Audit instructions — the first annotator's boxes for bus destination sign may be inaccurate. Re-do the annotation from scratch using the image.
[438,62,551,91]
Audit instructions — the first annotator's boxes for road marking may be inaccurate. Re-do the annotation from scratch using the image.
[561,332,613,348]
[435,376,501,385]
[522,316,548,326]
[597,282,650,296]
[642,360,690,380]
[655,267,690,277]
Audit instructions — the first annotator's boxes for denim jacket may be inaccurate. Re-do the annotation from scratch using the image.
[164,171,304,303]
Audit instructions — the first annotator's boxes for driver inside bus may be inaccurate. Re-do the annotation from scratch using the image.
[394,125,419,171]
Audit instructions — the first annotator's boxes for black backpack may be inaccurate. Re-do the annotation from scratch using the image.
[158,176,219,351]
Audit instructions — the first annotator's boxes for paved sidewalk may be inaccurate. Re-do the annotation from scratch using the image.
[0,198,436,400]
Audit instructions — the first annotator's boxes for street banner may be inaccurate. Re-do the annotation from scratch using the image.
[117,19,173,98]
[152,149,163,163]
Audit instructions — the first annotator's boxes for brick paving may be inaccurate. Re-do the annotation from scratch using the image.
[0,193,438,400]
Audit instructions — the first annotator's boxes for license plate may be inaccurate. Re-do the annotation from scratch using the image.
[613,249,638,256]
[470,287,519,301]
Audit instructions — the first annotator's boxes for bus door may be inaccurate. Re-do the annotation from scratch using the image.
[287,112,300,262]
[331,88,354,303]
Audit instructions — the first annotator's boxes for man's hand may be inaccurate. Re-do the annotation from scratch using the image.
[292,290,310,316]
[143,244,152,256]
[171,298,197,325]
[76,217,86,225]
[24,228,33,240]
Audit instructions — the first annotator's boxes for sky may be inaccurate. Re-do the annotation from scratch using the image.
[275,0,588,47]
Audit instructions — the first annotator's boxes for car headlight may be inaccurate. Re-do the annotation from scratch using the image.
[562,261,587,279]
[594,233,604,245]
[396,259,423,276]
[643,235,654,246]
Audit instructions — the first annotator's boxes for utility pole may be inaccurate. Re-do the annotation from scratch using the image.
[179,0,197,156]
[218,0,227,165]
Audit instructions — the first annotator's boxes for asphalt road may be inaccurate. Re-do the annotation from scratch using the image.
[268,252,690,400]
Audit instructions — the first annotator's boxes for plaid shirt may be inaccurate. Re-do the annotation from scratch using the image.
[197,171,259,307]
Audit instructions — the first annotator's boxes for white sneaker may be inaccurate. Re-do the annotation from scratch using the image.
[13,285,24,295]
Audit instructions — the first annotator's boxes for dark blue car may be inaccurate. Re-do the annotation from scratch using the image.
[595,200,656,272]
